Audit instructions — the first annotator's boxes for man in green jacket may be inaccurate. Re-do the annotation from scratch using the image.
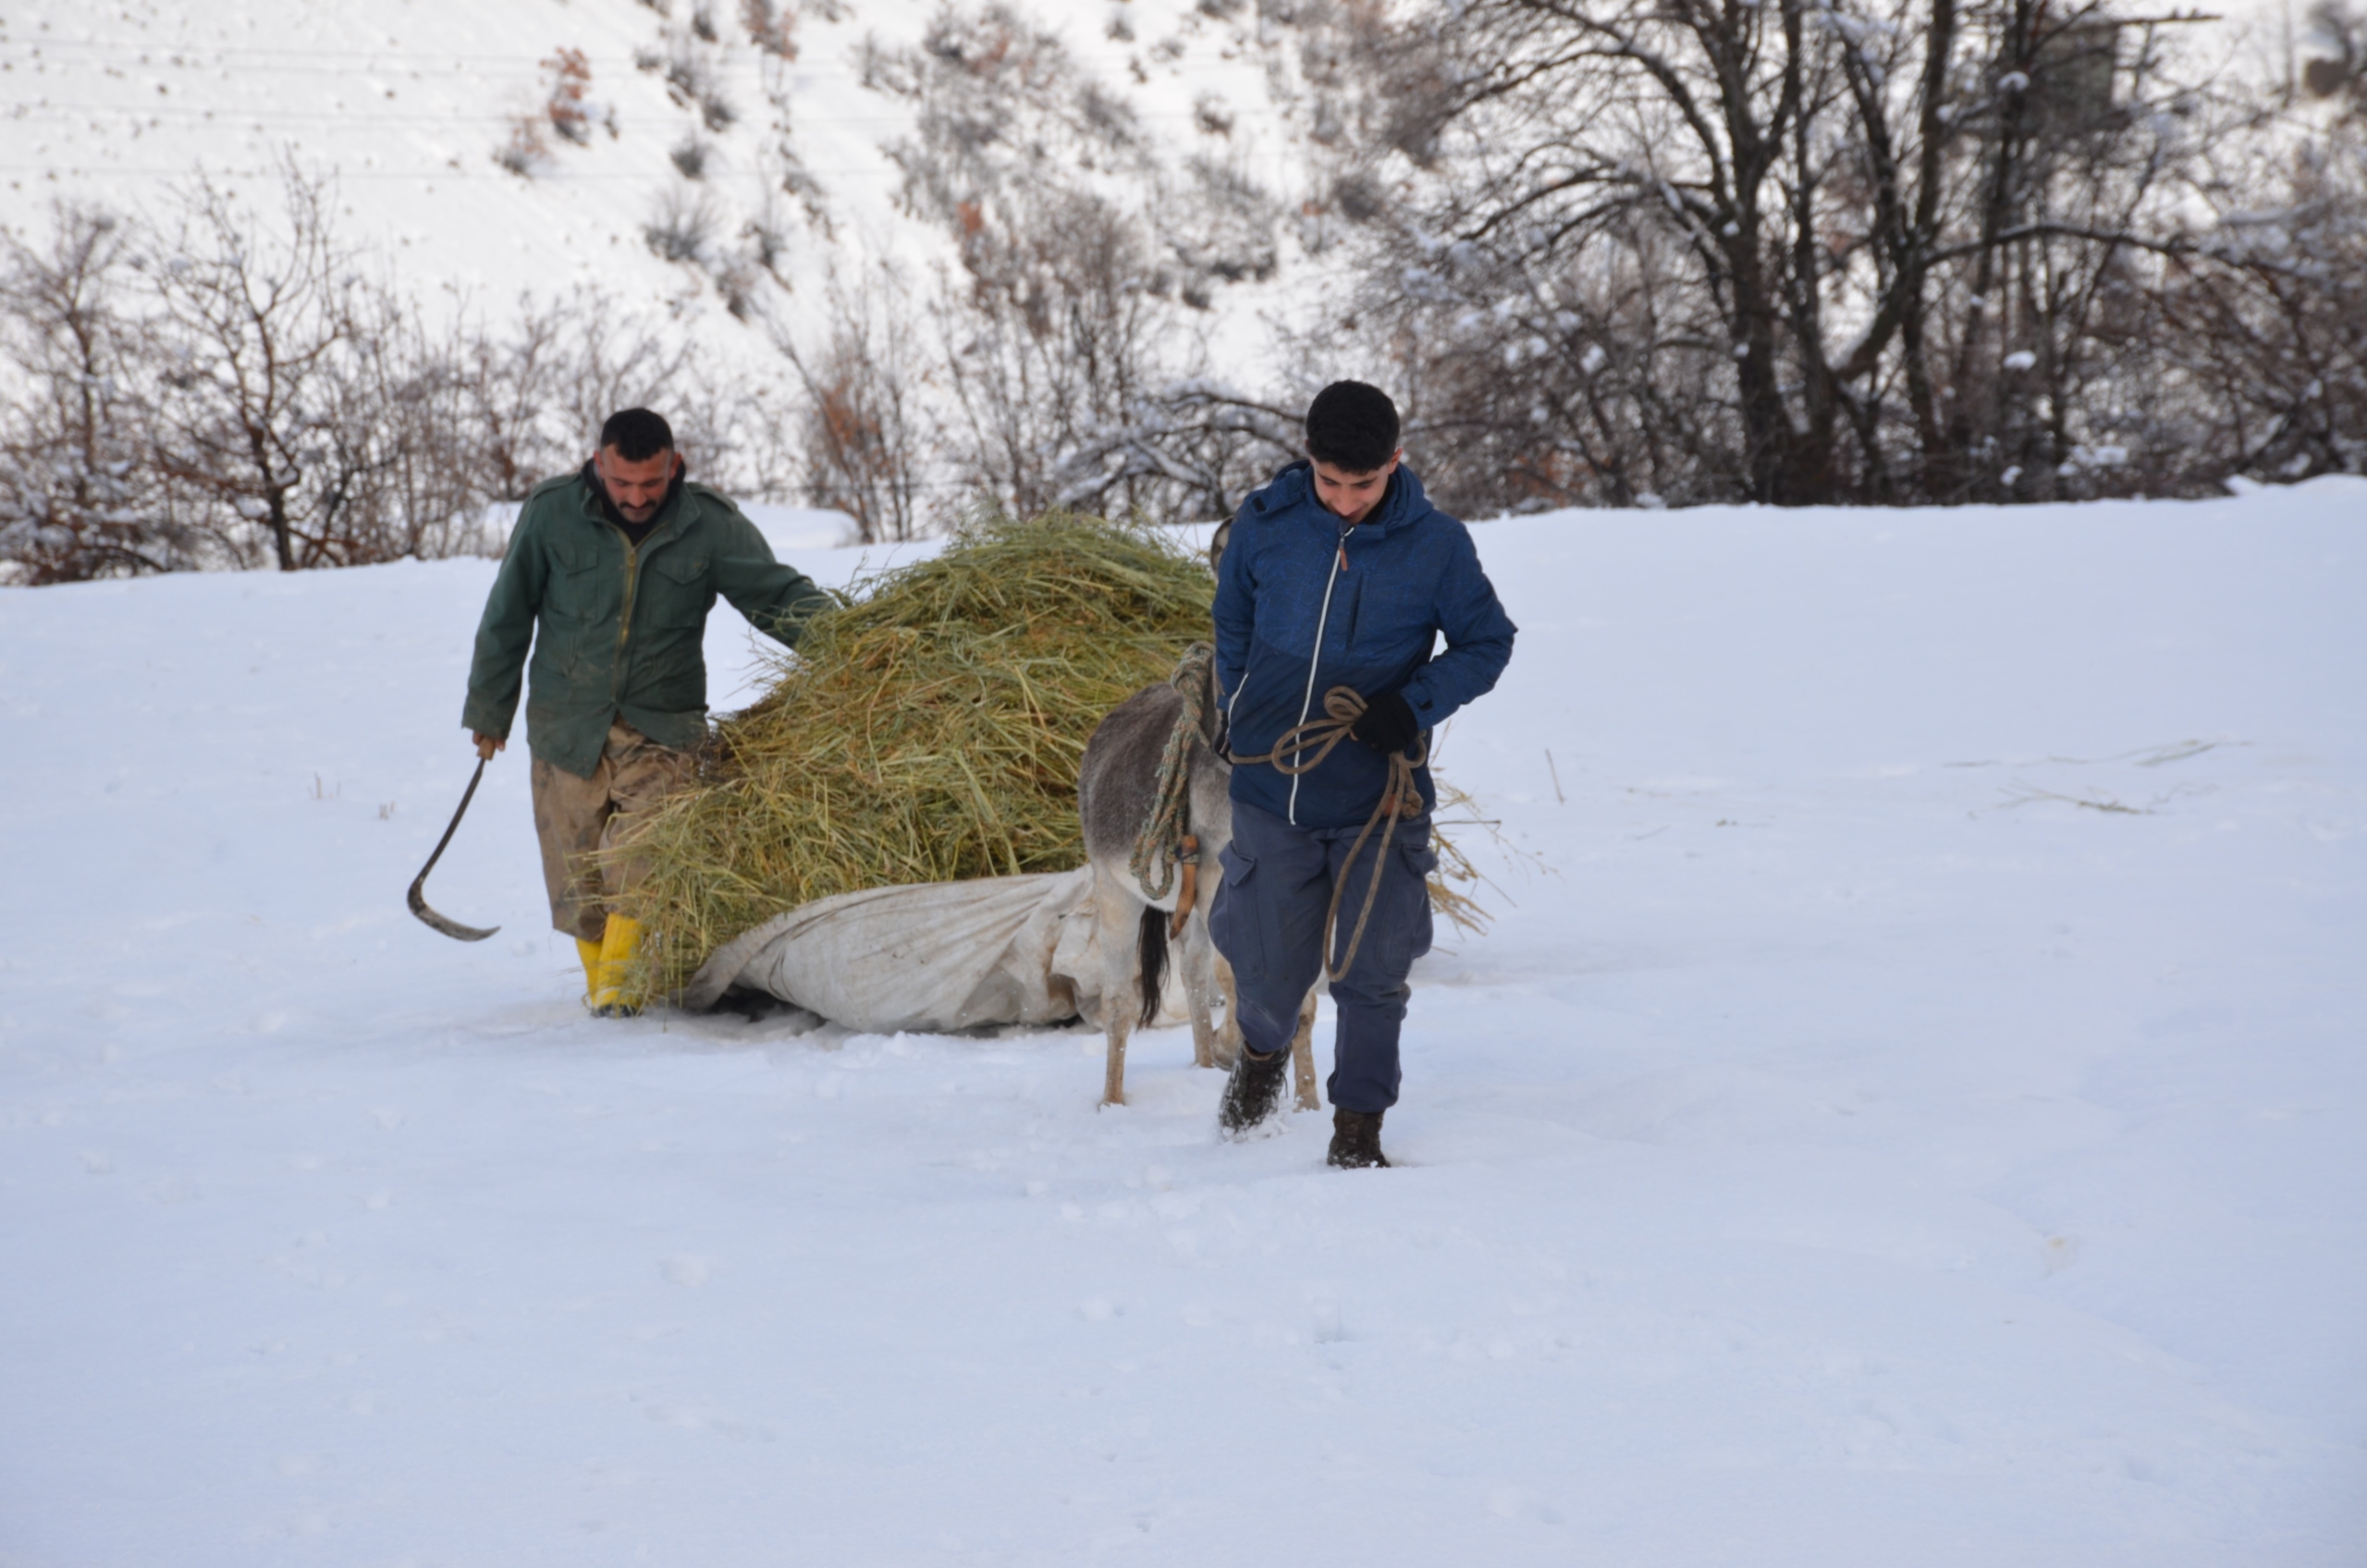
[463,408,833,1014]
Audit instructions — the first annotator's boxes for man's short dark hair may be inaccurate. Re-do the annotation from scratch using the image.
[600,408,675,461]
[1305,382,1400,473]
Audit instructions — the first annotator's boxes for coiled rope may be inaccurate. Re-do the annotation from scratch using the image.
[1228,686,1428,984]
[1128,643,1216,911]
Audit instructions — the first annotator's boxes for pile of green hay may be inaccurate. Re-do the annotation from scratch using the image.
[610,511,1220,992]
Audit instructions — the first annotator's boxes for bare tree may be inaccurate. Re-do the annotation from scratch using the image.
[1050,381,1305,522]
[2,180,509,577]
[2140,93,2367,483]
[771,260,935,541]
[1359,0,2232,510]
[308,285,501,562]
[0,204,190,583]
[459,286,699,501]
[0,166,816,582]
[937,188,1185,519]
[451,280,799,507]
[142,165,374,569]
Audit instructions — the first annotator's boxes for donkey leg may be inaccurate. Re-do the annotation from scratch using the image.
[1103,1022,1131,1109]
[1182,906,1220,1070]
[1289,982,1321,1112]
[1210,949,1245,1067]
[1185,978,1216,1070]
[1091,864,1142,1108]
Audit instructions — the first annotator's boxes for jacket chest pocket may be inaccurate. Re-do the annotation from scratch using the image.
[644,553,714,619]
[548,543,618,624]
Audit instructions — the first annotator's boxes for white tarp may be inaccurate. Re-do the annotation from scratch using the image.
[680,869,1184,1035]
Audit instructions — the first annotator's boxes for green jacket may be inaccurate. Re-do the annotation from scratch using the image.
[462,466,833,778]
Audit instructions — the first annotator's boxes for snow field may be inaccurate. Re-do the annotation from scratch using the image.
[2,484,2363,1563]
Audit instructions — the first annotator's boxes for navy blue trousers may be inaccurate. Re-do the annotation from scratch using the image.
[1208,797,1437,1114]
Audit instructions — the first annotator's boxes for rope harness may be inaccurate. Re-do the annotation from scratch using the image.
[1129,643,1215,937]
[1128,647,1428,979]
[1226,686,1428,984]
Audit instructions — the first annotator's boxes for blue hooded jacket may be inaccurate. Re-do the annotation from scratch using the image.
[1214,461,1517,829]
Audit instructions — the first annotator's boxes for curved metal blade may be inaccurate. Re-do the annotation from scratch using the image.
[408,876,499,942]
[408,757,500,943]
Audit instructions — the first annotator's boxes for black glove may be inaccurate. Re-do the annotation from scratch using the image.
[1352,690,1420,756]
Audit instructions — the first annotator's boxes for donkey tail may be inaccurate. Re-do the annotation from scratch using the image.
[1136,906,1169,1029]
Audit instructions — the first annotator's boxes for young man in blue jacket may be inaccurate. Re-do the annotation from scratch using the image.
[1209,382,1517,1167]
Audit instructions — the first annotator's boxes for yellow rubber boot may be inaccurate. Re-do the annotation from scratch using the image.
[575,938,604,1004]
[591,913,644,1017]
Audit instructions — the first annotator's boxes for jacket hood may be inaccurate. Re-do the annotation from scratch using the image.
[1249,459,1435,539]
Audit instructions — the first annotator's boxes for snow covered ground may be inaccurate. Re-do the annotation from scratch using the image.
[3,484,2363,1564]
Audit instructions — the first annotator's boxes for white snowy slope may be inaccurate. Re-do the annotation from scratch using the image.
[0,0,1343,380]
[3,485,2365,1565]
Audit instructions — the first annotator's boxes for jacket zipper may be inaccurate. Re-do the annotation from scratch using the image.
[1286,522,1356,825]
[594,480,683,715]
[610,529,643,708]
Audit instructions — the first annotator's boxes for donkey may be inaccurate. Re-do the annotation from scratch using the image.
[1075,520,1319,1109]
[1077,658,1236,1106]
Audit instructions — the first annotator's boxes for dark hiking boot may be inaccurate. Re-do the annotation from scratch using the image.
[1218,1047,1290,1136]
[1327,1109,1390,1169]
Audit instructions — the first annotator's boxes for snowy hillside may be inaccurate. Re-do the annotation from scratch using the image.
[0,0,1347,380]
[3,487,2362,1562]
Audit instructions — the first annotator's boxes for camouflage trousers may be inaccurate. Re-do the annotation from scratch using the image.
[532,720,696,942]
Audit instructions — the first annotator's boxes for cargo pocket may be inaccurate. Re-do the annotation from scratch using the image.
[1348,832,1437,982]
[1399,833,1440,965]
[1208,843,1269,986]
